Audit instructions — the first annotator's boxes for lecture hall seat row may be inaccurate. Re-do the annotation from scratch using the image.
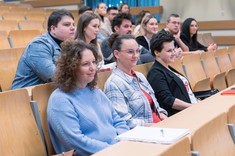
[2,80,235,155]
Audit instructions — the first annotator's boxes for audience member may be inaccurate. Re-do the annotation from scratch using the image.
[159,14,189,52]
[134,10,150,36]
[99,7,118,38]
[147,32,197,116]
[104,34,167,129]
[136,15,158,51]
[180,18,217,52]
[78,6,92,17]
[94,2,107,23]
[101,13,154,65]
[75,12,115,70]
[118,3,130,13]
[48,40,129,156]
[11,9,75,90]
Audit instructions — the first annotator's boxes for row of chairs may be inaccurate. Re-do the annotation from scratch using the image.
[97,46,235,92]
[2,78,235,155]
[0,29,42,49]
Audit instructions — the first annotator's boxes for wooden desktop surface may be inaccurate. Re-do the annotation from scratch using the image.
[92,85,235,155]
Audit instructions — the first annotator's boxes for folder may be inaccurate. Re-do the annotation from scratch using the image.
[221,89,235,95]
[116,126,189,144]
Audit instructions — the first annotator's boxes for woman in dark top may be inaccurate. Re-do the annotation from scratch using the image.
[136,15,158,51]
[147,32,198,116]
[180,18,216,52]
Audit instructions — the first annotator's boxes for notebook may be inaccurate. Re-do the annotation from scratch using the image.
[221,89,235,95]
[116,126,189,144]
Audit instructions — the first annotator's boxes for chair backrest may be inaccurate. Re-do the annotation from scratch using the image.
[2,12,26,21]
[0,30,8,39]
[227,46,235,68]
[170,57,185,77]
[97,70,112,91]
[18,20,44,30]
[200,51,220,77]
[0,88,46,156]
[214,48,232,72]
[197,33,206,46]
[182,54,210,91]
[133,62,154,78]
[0,20,19,34]
[32,83,57,155]
[0,47,25,91]
[202,33,214,46]
[159,137,191,156]
[11,7,29,14]
[0,38,11,49]
[9,29,41,48]
[26,13,46,22]
[191,112,235,156]
[158,23,166,31]
[227,104,235,128]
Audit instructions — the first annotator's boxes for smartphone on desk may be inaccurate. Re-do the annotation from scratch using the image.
[231,88,235,90]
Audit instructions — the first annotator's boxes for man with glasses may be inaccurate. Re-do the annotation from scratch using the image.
[159,14,189,52]
[99,7,118,38]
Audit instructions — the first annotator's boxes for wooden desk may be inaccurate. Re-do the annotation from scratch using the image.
[92,85,235,155]
[93,137,191,156]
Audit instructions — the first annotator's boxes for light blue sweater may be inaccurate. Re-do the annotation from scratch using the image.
[47,87,129,156]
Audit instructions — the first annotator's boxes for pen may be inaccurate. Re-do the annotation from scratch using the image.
[160,129,165,137]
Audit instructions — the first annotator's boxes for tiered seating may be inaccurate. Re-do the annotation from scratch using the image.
[8,29,41,48]
[18,20,44,31]
[25,12,47,22]
[181,54,211,91]
[214,48,235,87]
[31,83,56,155]
[191,112,235,156]
[200,51,227,91]
[227,46,235,68]
[0,30,11,49]
[2,12,26,21]
[0,47,25,91]
[0,88,46,155]
[97,70,112,91]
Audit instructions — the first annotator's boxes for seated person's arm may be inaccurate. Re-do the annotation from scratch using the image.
[25,41,57,82]
[48,98,111,155]
[148,69,192,111]
[104,81,145,129]
[175,31,189,51]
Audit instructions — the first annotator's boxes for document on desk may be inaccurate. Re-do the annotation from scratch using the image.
[116,126,189,144]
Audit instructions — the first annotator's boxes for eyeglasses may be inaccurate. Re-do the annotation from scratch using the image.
[170,21,180,25]
[119,49,141,55]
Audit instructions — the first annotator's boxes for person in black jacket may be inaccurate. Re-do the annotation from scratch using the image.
[147,32,198,116]
[180,18,217,52]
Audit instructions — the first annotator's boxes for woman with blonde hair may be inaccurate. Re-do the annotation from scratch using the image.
[136,15,158,51]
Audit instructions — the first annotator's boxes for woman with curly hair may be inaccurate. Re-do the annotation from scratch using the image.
[47,40,129,156]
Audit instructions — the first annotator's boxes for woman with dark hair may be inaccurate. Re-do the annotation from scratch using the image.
[104,33,167,129]
[180,18,216,52]
[136,15,158,50]
[75,12,115,70]
[47,40,129,156]
[147,32,198,116]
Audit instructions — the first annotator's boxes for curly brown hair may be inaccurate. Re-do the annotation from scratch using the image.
[53,39,100,93]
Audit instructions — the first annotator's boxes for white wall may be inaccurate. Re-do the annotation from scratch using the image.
[160,0,235,22]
